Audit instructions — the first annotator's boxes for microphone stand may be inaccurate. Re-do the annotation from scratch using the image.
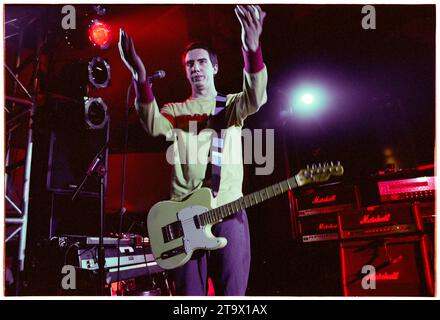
[115,82,133,295]
[72,142,108,295]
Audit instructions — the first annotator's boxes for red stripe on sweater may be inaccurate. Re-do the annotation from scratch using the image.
[161,112,176,127]
[175,113,210,129]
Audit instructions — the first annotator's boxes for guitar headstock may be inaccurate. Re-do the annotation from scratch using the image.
[295,161,344,187]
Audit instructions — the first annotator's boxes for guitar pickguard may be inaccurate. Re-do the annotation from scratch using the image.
[178,205,226,253]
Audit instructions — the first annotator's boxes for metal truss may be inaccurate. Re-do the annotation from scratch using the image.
[4,13,44,294]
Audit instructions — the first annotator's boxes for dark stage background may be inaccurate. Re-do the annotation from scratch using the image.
[4,4,435,296]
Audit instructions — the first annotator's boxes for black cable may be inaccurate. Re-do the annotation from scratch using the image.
[141,238,153,292]
[64,242,80,266]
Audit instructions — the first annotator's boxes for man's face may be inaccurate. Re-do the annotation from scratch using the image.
[184,48,218,90]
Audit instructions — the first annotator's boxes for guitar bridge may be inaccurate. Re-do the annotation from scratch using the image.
[162,220,183,243]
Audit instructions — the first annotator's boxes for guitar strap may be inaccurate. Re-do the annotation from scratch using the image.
[204,94,227,198]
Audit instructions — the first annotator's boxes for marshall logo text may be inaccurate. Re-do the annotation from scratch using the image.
[312,195,337,204]
[318,223,338,230]
[359,213,391,225]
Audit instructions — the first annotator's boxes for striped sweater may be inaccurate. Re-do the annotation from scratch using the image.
[135,48,268,206]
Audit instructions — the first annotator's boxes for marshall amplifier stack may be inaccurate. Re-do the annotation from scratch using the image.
[294,182,361,243]
[290,181,361,295]
[291,164,435,296]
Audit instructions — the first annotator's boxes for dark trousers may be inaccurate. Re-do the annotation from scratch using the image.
[173,210,251,296]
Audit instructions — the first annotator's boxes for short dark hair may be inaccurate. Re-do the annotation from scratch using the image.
[182,41,218,67]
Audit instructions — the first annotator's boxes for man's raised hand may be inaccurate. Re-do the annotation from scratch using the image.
[235,5,267,52]
[118,28,147,83]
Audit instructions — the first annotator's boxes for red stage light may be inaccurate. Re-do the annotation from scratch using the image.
[88,20,111,48]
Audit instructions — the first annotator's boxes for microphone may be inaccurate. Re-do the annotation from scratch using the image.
[86,154,102,175]
[148,70,166,83]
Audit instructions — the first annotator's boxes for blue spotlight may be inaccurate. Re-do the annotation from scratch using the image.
[301,93,314,105]
[290,84,327,118]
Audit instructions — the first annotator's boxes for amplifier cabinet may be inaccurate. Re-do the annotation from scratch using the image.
[340,235,434,296]
[294,182,360,242]
[296,183,360,217]
[378,176,435,203]
[338,202,424,240]
[298,213,339,243]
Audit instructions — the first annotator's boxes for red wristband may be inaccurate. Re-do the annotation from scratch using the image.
[133,79,154,103]
[242,45,264,73]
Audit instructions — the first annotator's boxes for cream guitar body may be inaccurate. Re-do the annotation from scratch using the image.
[147,188,226,270]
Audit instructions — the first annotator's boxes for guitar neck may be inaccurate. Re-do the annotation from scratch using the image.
[198,176,298,226]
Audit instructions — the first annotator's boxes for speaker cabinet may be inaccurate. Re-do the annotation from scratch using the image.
[46,97,109,195]
[50,192,101,237]
[340,235,434,296]
[287,241,343,295]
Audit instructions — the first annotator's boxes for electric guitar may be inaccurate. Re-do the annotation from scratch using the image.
[147,162,344,270]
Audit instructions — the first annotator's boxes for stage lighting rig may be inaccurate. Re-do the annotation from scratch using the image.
[88,19,111,49]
